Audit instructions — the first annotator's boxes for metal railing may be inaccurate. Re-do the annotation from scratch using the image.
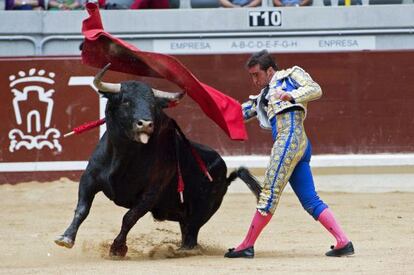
[0,36,38,55]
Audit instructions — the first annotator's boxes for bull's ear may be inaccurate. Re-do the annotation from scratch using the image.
[152,89,185,108]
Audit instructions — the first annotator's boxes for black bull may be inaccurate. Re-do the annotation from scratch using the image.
[54,64,256,257]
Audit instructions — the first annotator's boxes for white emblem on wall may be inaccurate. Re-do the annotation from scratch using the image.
[8,68,62,152]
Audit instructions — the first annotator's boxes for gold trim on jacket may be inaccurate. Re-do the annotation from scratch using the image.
[267,66,322,119]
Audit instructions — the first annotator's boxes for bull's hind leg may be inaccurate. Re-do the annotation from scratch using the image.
[55,174,99,249]
[179,222,200,249]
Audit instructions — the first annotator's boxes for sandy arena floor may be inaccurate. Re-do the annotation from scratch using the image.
[0,178,413,275]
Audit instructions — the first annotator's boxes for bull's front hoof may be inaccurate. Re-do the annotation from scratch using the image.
[54,235,74,249]
[109,243,128,257]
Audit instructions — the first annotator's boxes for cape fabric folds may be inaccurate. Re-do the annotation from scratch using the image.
[81,3,247,141]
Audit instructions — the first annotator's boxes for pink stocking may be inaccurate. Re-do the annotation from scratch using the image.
[236,210,272,251]
[318,208,350,249]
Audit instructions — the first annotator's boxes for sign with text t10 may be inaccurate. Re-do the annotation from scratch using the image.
[249,11,282,27]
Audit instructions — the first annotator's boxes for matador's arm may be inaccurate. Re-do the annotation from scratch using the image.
[288,66,322,104]
[241,95,259,122]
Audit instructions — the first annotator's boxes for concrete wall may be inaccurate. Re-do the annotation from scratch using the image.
[0,4,413,56]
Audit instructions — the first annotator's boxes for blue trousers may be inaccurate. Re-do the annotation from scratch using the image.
[261,111,328,219]
[289,142,328,220]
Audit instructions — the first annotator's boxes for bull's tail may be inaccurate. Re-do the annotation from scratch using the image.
[227,167,262,202]
[226,170,239,185]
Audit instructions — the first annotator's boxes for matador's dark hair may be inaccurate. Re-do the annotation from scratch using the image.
[245,50,278,71]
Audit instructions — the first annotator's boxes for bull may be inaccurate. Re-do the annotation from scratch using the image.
[54,64,242,257]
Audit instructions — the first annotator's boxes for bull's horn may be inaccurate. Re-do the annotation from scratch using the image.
[93,63,121,93]
[152,89,185,100]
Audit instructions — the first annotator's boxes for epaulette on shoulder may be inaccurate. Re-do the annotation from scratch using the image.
[290,66,312,81]
[248,94,260,100]
[274,68,290,80]
[273,66,300,80]
[290,65,305,73]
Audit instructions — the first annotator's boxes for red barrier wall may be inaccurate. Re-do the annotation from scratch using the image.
[1,51,413,183]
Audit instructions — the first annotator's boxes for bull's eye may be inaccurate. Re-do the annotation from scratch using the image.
[121,101,130,107]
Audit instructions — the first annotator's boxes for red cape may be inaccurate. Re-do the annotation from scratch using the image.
[81,3,247,141]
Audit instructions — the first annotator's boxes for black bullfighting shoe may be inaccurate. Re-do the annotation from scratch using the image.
[224,246,254,258]
[325,241,355,257]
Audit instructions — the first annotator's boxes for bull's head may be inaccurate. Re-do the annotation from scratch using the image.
[94,64,185,144]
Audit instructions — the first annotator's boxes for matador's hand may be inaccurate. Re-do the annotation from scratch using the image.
[273,88,293,101]
[279,92,293,101]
